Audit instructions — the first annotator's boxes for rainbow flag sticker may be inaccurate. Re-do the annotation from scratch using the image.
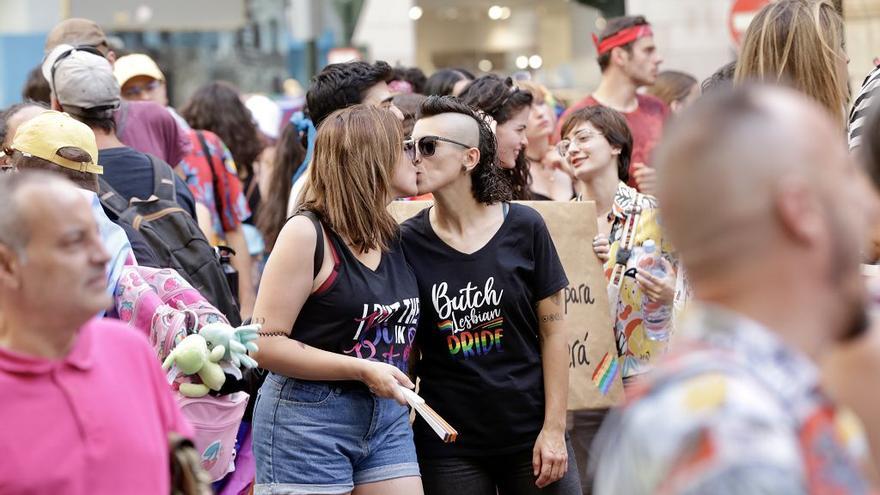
[592,352,619,395]
[438,320,454,333]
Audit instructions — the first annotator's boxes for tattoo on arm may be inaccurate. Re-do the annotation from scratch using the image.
[541,312,564,323]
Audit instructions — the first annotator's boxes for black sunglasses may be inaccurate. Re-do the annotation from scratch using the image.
[404,135,475,161]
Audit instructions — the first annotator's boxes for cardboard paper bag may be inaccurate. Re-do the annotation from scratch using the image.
[389,201,623,410]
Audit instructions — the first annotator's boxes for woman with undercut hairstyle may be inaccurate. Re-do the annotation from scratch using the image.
[402,95,580,495]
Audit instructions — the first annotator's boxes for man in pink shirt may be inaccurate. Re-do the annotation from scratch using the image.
[0,171,192,494]
[555,15,669,194]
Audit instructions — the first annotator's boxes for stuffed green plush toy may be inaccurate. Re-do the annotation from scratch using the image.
[199,322,260,369]
[162,334,226,397]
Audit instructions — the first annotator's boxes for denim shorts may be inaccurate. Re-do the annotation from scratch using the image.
[252,372,420,494]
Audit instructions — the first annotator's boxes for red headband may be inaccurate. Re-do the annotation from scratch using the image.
[592,25,653,55]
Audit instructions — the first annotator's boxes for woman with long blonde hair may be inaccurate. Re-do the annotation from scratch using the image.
[250,104,423,495]
[735,0,849,127]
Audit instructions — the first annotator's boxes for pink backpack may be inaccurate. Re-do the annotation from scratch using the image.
[114,265,247,481]
[115,265,229,360]
[178,392,249,481]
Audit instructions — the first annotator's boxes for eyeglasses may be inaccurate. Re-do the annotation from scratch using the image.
[404,135,475,161]
[556,129,604,157]
[122,79,162,98]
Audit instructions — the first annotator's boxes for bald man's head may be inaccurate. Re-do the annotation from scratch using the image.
[657,86,861,276]
[657,85,877,341]
[0,171,77,256]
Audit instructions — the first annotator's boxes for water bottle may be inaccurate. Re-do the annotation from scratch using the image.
[637,240,671,341]
[217,245,239,306]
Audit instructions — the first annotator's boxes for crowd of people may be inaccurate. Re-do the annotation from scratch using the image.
[5,0,880,493]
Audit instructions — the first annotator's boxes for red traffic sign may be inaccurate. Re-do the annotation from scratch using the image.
[729,0,772,46]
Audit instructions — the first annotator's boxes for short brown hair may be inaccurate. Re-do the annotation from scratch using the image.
[10,147,99,193]
[560,106,633,183]
[300,104,403,253]
[597,15,650,72]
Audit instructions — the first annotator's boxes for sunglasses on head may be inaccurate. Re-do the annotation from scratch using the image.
[50,45,105,93]
[404,135,475,161]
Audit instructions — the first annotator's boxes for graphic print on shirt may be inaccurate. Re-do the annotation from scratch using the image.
[345,297,420,370]
[432,277,505,359]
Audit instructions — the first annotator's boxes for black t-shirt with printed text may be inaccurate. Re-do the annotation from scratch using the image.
[401,203,568,457]
[290,223,420,374]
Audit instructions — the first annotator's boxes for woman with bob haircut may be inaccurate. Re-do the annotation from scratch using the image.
[735,0,849,127]
[402,95,580,494]
[559,105,676,381]
[557,105,678,492]
[250,104,424,495]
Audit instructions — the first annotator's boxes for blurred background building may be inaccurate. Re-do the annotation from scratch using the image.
[0,0,876,107]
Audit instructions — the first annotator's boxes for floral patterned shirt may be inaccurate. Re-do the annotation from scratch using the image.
[602,181,675,378]
[177,130,251,241]
[593,304,872,495]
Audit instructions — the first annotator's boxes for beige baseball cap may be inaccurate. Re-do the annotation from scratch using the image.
[11,110,103,174]
[114,53,165,87]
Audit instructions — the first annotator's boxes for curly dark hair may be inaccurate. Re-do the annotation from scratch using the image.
[458,75,533,199]
[180,81,264,180]
[306,61,394,127]
[418,96,511,205]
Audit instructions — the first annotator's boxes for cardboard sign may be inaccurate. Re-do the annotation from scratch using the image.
[389,201,623,410]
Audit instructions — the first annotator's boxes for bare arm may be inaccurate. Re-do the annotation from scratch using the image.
[538,290,569,432]
[532,289,570,488]
[250,216,412,403]
[194,202,216,244]
[224,225,255,319]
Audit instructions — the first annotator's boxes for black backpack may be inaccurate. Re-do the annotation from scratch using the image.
[98,154,242,327]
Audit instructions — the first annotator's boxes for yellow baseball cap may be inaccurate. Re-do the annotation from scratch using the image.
[11,110,103,174]
[114,53,165,87]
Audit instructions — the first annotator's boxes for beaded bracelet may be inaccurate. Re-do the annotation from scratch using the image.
[258,331,288,337]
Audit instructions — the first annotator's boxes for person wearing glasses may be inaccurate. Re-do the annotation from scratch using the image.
[401,95,580,494]
[250,104,423,495]
[557,105,677,492]
[559,106,676,379]
[44,19,189,168]
[113,53,257,318]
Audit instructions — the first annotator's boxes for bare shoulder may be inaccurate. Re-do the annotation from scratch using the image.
[274,215,318,252]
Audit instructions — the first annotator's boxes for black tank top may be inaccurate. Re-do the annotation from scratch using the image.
[291,220,420,373]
